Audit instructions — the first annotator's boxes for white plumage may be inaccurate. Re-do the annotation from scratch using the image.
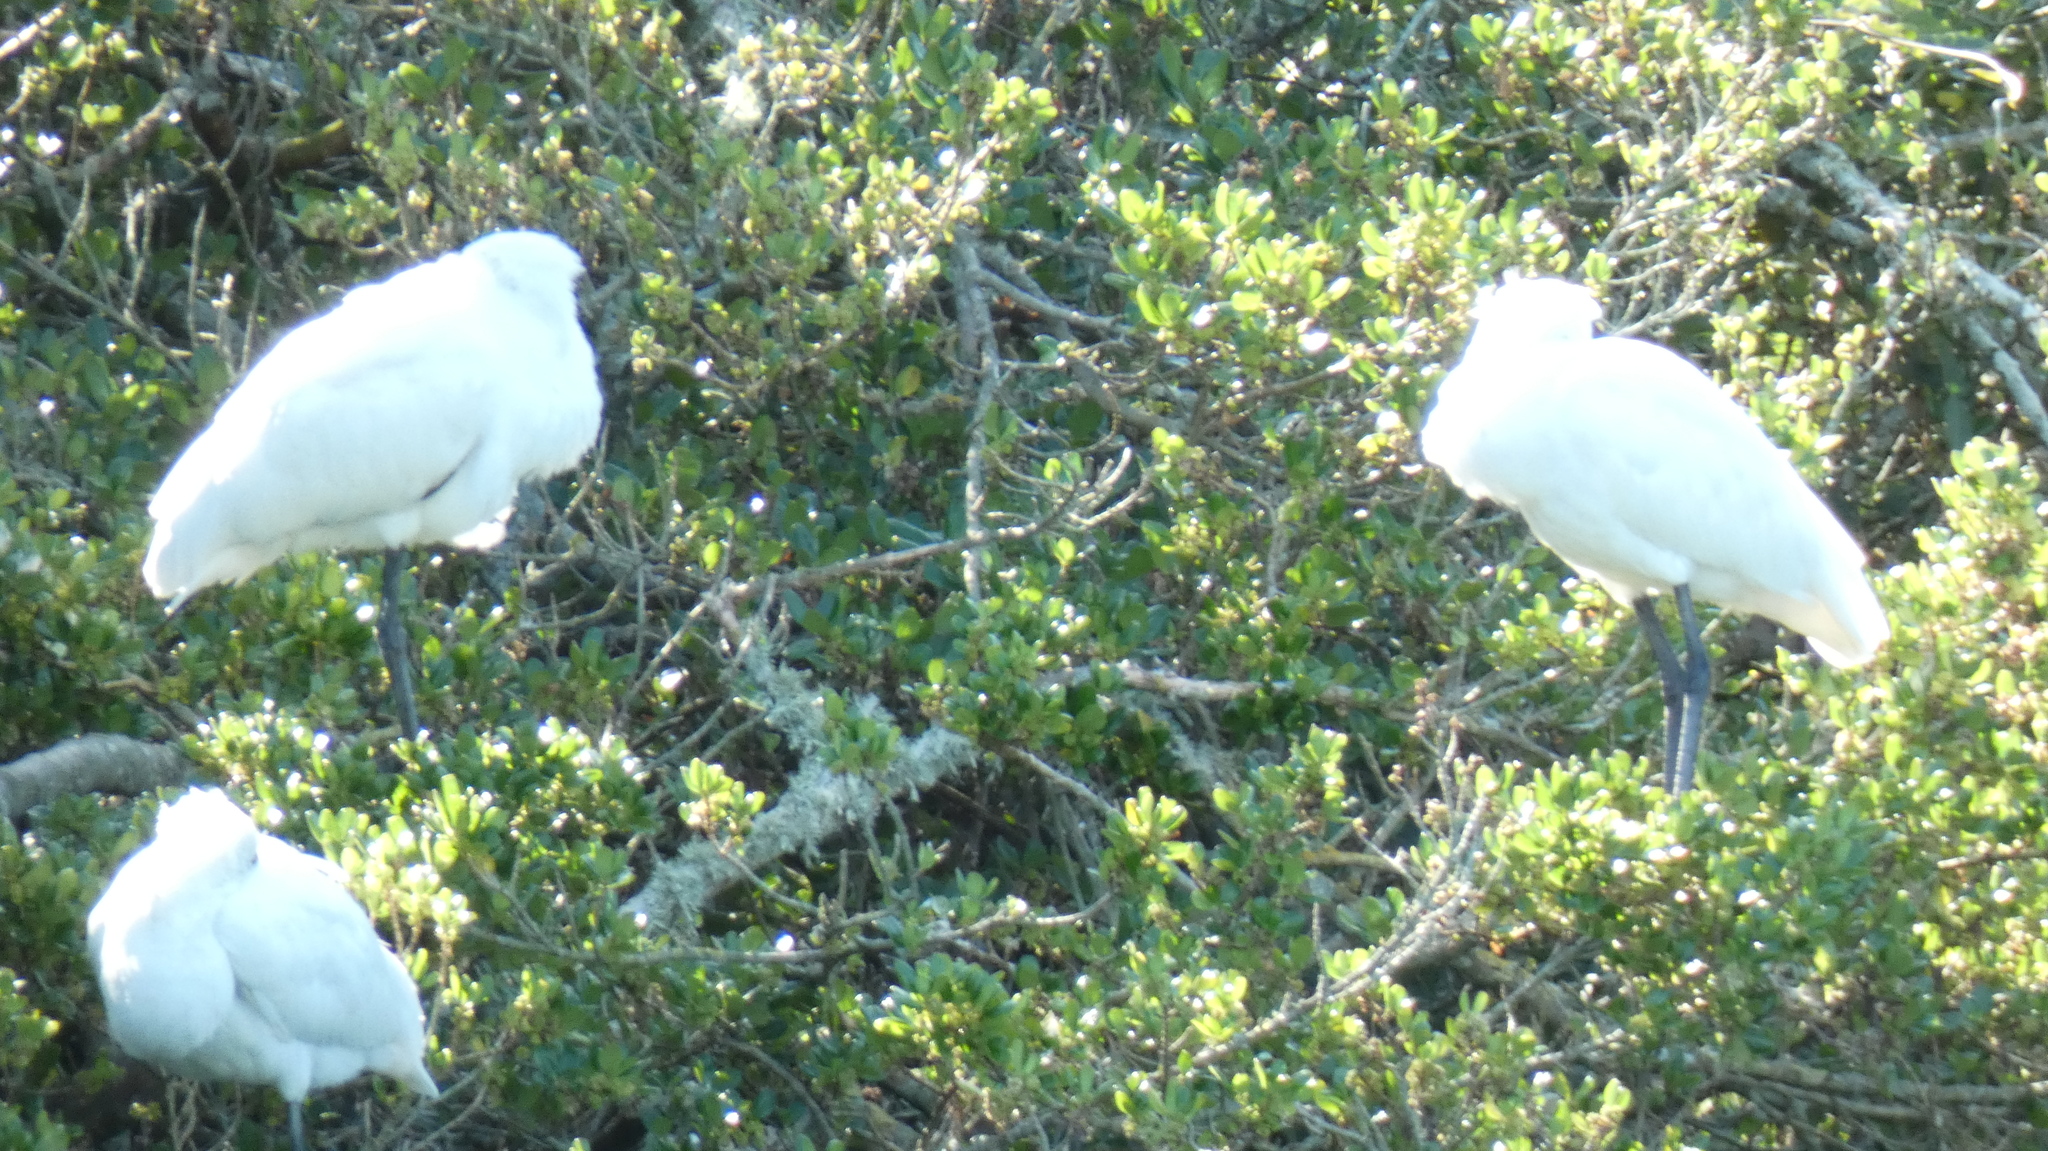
[88,788,436,1151]
[143,229,601,608]
[1421,277,1888,790]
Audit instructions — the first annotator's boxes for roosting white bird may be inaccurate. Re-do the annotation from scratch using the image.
[143,230,602,734]
[88,787,437,1151]
[1420,277,1888,793]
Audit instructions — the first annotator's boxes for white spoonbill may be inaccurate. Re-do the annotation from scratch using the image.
[143,230,602,735]
[1420,277,1888,792]
[87,787,437,1151]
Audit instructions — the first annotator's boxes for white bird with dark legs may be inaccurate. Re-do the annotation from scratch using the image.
[143,230,602,735]
[1421,277,1888,792]
[88,788,437,1151]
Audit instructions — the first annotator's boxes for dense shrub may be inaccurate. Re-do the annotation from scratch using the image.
[4,0,2048,1147]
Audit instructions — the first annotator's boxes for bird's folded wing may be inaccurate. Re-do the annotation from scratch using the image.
[1472,340,1861,598]
[150,325,507,544]
[210,839,426,1051]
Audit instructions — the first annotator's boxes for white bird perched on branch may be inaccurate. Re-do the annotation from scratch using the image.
[87,787,437,1151]
[1421,276,1888,793]
[142,230,603,735]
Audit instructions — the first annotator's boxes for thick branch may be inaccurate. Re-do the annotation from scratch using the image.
[1928,119,2048,156]
[1065,353,1177,434]
[1782,141,1911,242]
[0,734,194,823]
[1184,790,1489,1071]
[717,503,1070,607]
[1454,947,1592,1040]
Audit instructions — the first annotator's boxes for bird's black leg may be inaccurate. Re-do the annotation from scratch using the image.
[1632,595,1686,789]
[289,1099,307,1151]
[1671,584,1711,794]
[379,549,422,738]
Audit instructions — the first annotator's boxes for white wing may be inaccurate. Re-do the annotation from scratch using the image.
[1430,336,1886,664]
[87,839,238,1068]
[208,835,435,1096]
[144,242,600,603]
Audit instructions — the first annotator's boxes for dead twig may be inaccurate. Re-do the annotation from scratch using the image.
[0,4,63,65]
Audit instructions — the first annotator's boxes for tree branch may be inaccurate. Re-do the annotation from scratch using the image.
[622,642,979,930]
[0,4,62,65]
[1047,660,1372,708]
[66,72,206,186]
[0,734,195,823]
[1785,140,2048,444]
[972,242,1124,336]
[952,229,1004,602]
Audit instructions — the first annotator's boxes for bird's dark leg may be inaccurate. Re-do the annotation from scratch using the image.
[378,549,421,737]
[1671,585,1711,794]
[289,1099,307,1151]
[1632,595,1687,788]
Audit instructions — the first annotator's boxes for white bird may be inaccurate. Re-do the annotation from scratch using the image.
[87,787,438,1151]
[1421,277,1888,792]
[143,230,602,734]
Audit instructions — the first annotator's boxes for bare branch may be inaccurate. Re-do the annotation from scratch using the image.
[1048,660,1372,708]
[0,4,62,65]
[66,72,206,186]
[0,734,195,823]
[1786,140,2048,444]
[1959,315,2048,439]
[953,228,1003,601]
[469,927,875,968]
[1927,118,2048,156]
[622,642,980,930]
[1810,18,2025,104]
[1066,352,1178,433]
[1709,1054,2048,1117]
[973,243,1124,335]
[1001,746,1119,824]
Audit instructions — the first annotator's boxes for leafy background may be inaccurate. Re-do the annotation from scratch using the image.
[4,0,2048,1147]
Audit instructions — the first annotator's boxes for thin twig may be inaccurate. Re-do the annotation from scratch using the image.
[0,4,63,65]
[67,72,205,185]
[1047,659,1373,708]
[1960,315,2048,441]
[1936,843,2048,871]
[953,229,1004,601]
[1810,18,2024,104]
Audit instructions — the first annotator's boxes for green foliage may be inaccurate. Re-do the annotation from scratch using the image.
[5,0,2048,1147]
[0,972,77,1151]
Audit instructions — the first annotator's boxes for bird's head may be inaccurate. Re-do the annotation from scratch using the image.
[1466,276,1603,349]
[462,230,588,297]
[150,787,260,883]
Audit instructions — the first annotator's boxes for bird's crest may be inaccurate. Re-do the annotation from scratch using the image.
[152,787,261,878]
[1467,275,1603,349]
[462,230,587,292]
[156,787,253,838]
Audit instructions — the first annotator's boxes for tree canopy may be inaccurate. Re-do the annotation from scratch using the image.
[5,0,2048,1148]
